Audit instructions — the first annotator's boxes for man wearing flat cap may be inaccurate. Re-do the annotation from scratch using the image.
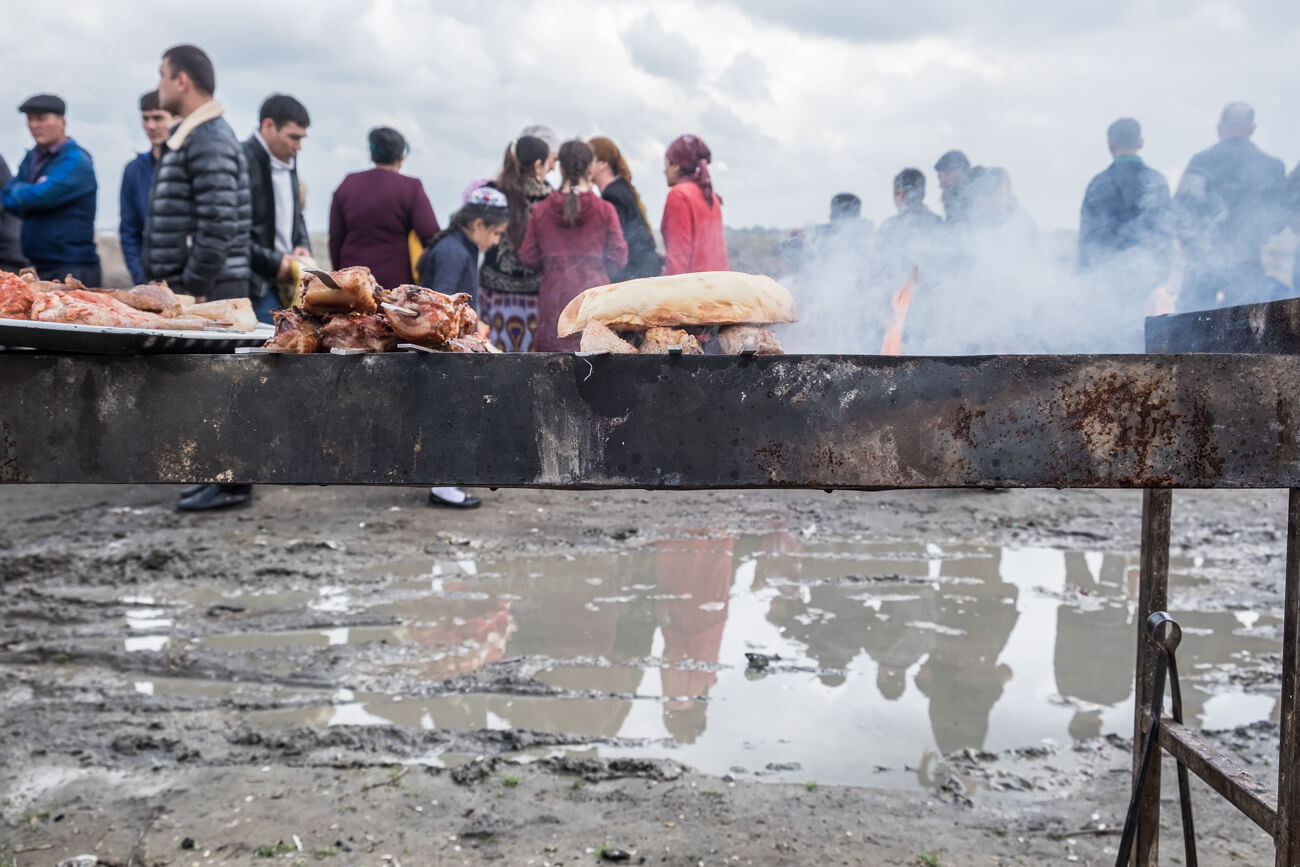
[1,94,101,284]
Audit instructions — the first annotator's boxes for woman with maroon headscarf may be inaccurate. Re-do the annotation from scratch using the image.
[661,134,729,275]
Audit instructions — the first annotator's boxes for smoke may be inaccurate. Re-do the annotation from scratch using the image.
[776,169,1298,356]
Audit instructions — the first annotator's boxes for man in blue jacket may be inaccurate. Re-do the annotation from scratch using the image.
[119,91,173,285]
[1,94,101,284]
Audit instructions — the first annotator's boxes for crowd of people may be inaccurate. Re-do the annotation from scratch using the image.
[4,46,1300,410]
[783,102,1300,355]
[0,43,733,512]
[0,43,729,360]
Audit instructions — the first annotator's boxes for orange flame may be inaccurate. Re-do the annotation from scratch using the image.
[880,267,918,356]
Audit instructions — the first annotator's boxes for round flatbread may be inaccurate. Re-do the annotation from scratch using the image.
[556,271,797,337]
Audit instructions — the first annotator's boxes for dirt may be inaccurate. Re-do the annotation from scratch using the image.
[0,484,1291,865]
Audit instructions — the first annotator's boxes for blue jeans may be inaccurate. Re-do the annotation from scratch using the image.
[252,290,279,325]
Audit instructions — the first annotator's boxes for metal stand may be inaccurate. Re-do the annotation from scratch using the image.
[1131,488,1300,865]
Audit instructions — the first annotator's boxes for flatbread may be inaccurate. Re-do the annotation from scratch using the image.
[557,272,796,338]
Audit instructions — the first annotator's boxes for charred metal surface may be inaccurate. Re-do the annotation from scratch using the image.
[1146,298,1300,354]
[2,353,1300,487]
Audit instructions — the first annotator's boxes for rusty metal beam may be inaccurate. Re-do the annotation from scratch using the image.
[1157,719,1278,838]
[3,353,1300,487]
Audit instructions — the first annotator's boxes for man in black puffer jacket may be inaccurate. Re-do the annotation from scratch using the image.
[147,44,254,513]
[145,44,251,302]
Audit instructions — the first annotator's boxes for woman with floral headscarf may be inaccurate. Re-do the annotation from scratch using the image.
[661,134,728,275]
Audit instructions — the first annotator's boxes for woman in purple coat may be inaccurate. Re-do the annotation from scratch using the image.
[328,127,440,289]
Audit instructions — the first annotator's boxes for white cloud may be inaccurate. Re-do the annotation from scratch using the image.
[1,0,1297,239]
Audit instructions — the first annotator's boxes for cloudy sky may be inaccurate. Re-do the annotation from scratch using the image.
[4,0,1298,236]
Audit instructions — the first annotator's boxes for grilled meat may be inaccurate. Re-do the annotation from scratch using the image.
[382,285,471,347]
[301,266,381,316]
[319,312,399,353]
[265,307,323,353]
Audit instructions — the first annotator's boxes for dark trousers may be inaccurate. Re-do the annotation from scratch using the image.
[34,261,102,286]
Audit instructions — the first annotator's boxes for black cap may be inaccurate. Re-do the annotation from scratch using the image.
[18,94,66,116]
[934,149,970,173]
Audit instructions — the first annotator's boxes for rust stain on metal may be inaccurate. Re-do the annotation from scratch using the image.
[941,403,987,449]
[1055,370,1180,483]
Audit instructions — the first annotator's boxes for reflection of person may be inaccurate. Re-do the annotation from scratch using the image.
[1055,552,1134,740]
[913,548,1018,755]
[655,536,734,744]
[503,552,652,739]
[762,537,936,693]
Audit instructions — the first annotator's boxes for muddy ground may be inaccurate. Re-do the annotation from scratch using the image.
[0,485,1290,866]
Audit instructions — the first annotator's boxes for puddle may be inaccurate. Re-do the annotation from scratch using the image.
[94,535,1281,791]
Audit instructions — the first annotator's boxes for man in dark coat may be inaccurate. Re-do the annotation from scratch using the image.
[1172,102,1289,311]
[1289,163,1300,296]
[2,94,101,284]
[145,44,251,304]
[243,94,312,323]
[146,44,253,512]
[0,155,28,272]
[1078,118,1173,342]
[934,149,975,224]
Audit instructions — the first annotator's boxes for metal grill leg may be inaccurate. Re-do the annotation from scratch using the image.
[1277,489,1300,866]
[1134,489,1172,866]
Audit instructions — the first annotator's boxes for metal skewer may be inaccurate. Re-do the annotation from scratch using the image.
[381,302,419,317]
[304,269,342,289]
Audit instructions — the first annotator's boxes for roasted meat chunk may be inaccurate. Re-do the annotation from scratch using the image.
[638,326,703,355]
[716,325,784,355]
[580,321,638,354]
[106,282,183,315]
[301,266,380,315]
[445,335,493,353]
[265,307,323,353]
[382,285,472,347]
[319,313,399,353]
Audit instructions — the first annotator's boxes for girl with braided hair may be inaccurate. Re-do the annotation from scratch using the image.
[518,140,627,351]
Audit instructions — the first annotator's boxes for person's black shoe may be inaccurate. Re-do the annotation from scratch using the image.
[178,483,253,512]
[180,484,207,498]
[428,490,482,509]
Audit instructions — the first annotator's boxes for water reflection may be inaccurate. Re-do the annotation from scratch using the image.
[186,534,1283,791]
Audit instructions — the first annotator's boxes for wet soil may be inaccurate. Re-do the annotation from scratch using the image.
[0,485,1290,865]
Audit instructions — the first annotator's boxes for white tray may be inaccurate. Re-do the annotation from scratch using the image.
[0,318,273,355]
